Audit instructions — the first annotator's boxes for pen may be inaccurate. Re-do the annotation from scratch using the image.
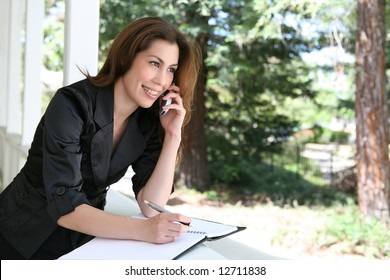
[144,200,193,227]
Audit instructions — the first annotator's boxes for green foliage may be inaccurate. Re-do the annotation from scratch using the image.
[203,0,358,192]
[43,0,64,71]
[317,199,390,258]
[43,20,63,71]
[253,165,349,206]
[99,0,215,57]
[208,153,351,207]
[294,125,351,144]
[205,1,325,184]
[327,129,350,144]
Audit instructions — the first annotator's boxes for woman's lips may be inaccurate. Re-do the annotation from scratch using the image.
[142,86,160,100]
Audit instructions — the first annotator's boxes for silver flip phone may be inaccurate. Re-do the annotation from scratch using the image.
[160,90,172,115]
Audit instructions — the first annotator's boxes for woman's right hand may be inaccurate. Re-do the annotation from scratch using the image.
[141,212,191,244]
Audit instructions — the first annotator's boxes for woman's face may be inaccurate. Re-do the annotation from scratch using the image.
[118,39,179,109]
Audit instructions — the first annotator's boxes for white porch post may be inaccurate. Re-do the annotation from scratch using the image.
[22,0,44,146]
[6,0,24,134]
[63,0,100,86]
[0,0,11,128]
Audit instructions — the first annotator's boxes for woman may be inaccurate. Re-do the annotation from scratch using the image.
[0,16,202,259]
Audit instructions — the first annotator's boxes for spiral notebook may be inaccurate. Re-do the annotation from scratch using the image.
[58,217,245,260]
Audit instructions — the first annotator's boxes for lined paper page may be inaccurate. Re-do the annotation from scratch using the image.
[59,233,205,260]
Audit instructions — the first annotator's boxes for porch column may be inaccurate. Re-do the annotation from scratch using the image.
[63,0,100,86]
[22,0,45,146]
[0,0,11,128]
[6,0,24,134]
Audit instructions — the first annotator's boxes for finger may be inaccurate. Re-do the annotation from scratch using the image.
[173,94,183,107]
[162,95,184,109]
[168,84,180,93]
[166,213,191,227]
[163,92,182,103]
[160,104,185,116]
[154,235,175,244]
[162,236,175,243]
[167,224,188,238]
[177,214,191,225]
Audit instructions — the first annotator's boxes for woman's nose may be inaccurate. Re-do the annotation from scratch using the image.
[152,69,171,86]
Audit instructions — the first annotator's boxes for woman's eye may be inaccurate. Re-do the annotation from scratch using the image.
[150,61,160,68]
[168,67,177,73]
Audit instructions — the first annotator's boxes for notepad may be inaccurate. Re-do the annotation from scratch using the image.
[58,217,245,260]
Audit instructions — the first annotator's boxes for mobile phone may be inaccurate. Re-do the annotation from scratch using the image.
[160,90,172,115]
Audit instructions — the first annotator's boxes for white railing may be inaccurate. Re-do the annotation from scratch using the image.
[0,128,28,190]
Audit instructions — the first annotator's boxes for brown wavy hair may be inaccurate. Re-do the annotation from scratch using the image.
[85,16,202,127]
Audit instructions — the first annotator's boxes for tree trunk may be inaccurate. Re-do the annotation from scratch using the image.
[355,0,390,223]
[177,33,210,191]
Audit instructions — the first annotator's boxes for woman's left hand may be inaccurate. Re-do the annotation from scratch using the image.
[159,84,186,138]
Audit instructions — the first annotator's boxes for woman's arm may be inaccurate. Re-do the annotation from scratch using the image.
[136,133,181,217]
[136,85,186,217]
[57,203,190,243]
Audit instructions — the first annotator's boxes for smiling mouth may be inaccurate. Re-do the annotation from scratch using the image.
[143,86,159,96]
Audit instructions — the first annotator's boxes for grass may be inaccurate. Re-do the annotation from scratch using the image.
[316,199,390,259]
[209,153,353,207]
